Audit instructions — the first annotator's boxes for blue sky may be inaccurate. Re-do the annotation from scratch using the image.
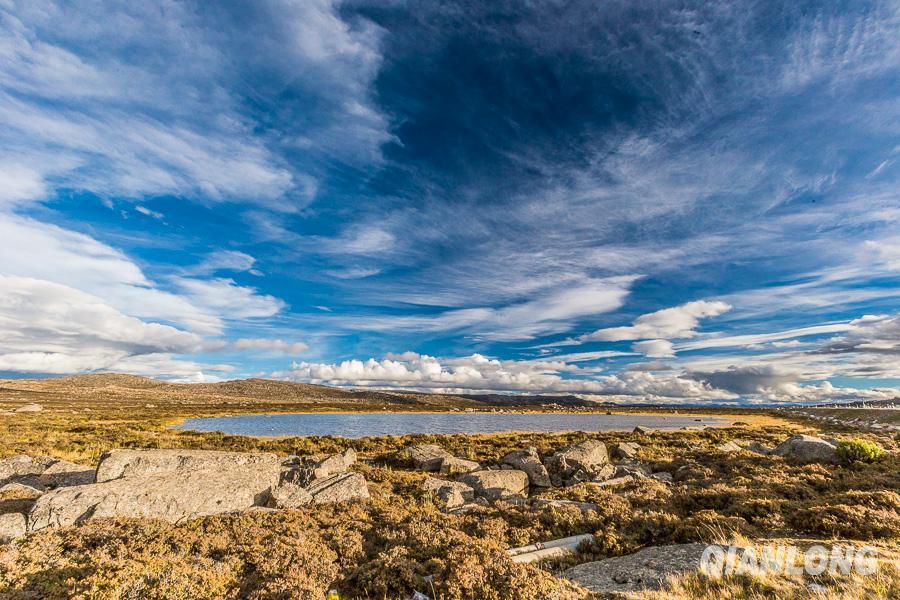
[0,0,897,404]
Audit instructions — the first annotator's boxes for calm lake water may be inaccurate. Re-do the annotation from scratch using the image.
[176,412,728,438]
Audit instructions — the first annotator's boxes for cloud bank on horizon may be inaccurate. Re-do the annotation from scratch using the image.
[0,0,897,404]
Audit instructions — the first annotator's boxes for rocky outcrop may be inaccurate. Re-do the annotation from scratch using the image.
[281,449,357,486]
[28,466,278,531]
[96,448,281,483]
[0,455,57,488]
[423,476,474,509]
[459,469,528,500]
[773,435,837,463]
[306,472,369,504]
[0,512,26,543]
[267,483,313,509]
[39,460,95,488]
[501,448,551,487]
[402,445,454,471]
[562,543,727,594]
[315,448,357,477]
[544,440,609,486]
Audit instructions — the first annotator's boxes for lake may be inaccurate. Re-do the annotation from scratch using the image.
[175,412,728,438]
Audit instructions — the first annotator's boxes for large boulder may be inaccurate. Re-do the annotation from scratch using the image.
[423,476,475,509]
[306,472,369,505]
[459,469,528,500]
[401,445,454,471]
[0,455,57,488]
[39,460,95,488]
[544,440,609,486]
[0,512,26,543]
[501,448,551,487]
[612,442,640,460]
[28,466,278,531]
[773,435,837,463]
[96,449,281,482]
[562,543,728,594]
[0,483,44,515]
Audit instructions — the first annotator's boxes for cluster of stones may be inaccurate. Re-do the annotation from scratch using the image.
[406,435,673,513]
[0,447,369,543]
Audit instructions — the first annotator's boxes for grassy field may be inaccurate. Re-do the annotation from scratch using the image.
[1,376,898,599]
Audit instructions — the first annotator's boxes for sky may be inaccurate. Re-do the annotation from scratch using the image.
[0,0,898,404]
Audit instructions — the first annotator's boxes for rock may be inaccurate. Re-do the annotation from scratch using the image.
[612,442,640,460]
[316,448,357,477]
[544,440,609,486]
[593,475,634,487]
[591,463,617,482]
[501,448,551,487]
[650,472,673,483]
[267,483,313,509]
[423,476,474,509]
[439,457,480,476]
[748,442,772,455]
[732,421,750,426]
[95,448,281,483]
[562,543,727,594]
[772,435,837,463]
[402,445,454,471]
[28,466,279,531]
[306,472,369,505]
[280,459,329,486]
[716,441,742,453]
[0,482,44,515]
[0,512,26,543]
[39,460,95,488]
[0,455,56,488]
[532,499,600,513]
[615,462,650,478]
[633,426,653,435]
[15,404,42,413]
[459,469,528,500]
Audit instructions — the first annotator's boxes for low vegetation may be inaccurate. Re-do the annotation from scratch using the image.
[1,376,898,598]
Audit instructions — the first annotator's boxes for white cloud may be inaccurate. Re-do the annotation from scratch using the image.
[232,338,309,354]
[580,300,732,342]
[170,277,285,321]
[335,277,636,340]
[0,275,206,375]
[633,339,675,358]
[677,322,856,352]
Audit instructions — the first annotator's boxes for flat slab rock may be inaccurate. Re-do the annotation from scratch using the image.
[0,512,26,543]
[562,543,726,594]
[459,469,528,500]
[402,445,454,471]
[28,466,279,531]
[96,448,281,482]
[305,472,369,504]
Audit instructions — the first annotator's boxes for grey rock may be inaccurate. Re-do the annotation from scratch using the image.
[591,463,617,482]
[439,457,480,476]
[632,426,654,435]
[267,483,313,509]
[15,404,42,413]
[532,499,600,513]
[501,448,551,487]
[716,441,742,453]
[96,448,281,483]
[0,482,44,515]
[316,448,357,477]
[306,472,369,504]
[544,440,609,486]
[612,442,640,460]
[39,460,95,488]
[0,512,26,543]
[402,444,454,471]
[748,442,772,455]
[28,466,279,531]
[459,469,528,500]
[562,543,727,594]
[0,455,56,488]
[593,475,634,488]
[650,472,673,483]
[423,476,474,509]
[773,435,837,464]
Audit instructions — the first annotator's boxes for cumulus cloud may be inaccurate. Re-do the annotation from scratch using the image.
[580,300,731,343]
[232,338,309,354]
[283,351,730,399]
[815,314,900,355]
[633,339,675,358]
[0,275,205,374]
